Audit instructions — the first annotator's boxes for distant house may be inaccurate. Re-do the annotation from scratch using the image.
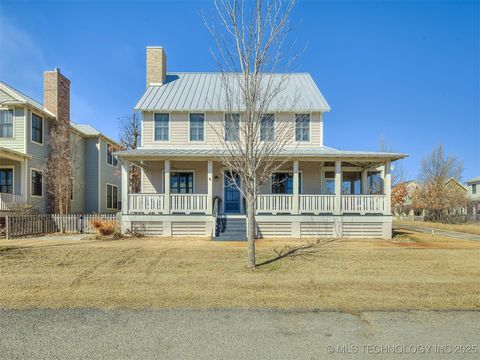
[0,69,121,214]
[465,176,480,213]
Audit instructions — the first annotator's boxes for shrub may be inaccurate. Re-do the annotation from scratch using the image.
[90,219,116,236]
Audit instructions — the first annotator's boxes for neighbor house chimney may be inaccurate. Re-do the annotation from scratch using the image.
[44,67,70,123]
[146,46,167,87]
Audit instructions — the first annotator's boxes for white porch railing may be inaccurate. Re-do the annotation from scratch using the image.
[341,195,385,214]
[0,193,25,211]
[128,194,165,214]
[256,194,293,214]
[170,194,208,214]
[299,195,335,214]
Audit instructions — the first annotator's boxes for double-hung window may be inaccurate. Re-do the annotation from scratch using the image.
[260,114,275,141]
[0,169,13,194]
[170,172,194,193]
[271,172,301,194]
[31,113,43,144]
[154,113,169,141]
[0,109,13,138]
[295,114,310,142]
[189,114,205,141]
[225,114,240,141]
[107,144,117,166]
[106,184,118,209]
[31,169,43,197]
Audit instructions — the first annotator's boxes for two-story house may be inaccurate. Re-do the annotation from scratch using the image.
[465,177,480,213]
[0,69,121,214]
[116,46,406,239]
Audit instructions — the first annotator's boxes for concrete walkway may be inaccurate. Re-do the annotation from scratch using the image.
[395,224,480,241]
[0,309,478,359]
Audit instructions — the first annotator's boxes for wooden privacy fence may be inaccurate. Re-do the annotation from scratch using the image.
[4,213,117,239]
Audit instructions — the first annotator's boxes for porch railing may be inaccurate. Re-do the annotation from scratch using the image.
[256,194,294,214]
[128,194,165,214]
[0,193,25,211]
[171,194,208,214]
[341,195,385,214]
[299,195,335,214]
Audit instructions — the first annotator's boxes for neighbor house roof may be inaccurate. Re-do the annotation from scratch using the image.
[466,176,480,184]
[70,122,117,145]
[115,146,406,161]
[0,81,55,117]
[135,72,331,112]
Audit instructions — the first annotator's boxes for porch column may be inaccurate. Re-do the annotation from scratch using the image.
[121,159,129,215]
[207,160,213,215]
[384,160,391,215]
[361,169,368,194]
[164,160,170,215]
[334,160,342,215]
[21,158,28,201]
[293,160,299,214]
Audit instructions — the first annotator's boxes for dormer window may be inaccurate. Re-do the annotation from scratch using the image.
[0,109,13,138]
[189,114,205,141]
[260,114,275,141]
[225,114,240,141]
[295,114,310,142]
[31,113,43,144]
[154,113,169,141]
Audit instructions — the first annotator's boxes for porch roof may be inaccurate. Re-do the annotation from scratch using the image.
[114,146,407,161]
[0,146,31,161]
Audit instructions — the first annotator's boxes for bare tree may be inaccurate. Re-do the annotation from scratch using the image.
[413,144,467,221]
[206,0,300,268]
[44,121,72,233]
[379,134,406,186]
[115,113,141,193]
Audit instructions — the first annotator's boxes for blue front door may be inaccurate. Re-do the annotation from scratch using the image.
[224,171,241,213]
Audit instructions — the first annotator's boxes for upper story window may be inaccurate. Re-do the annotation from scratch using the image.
[0,169,13,194]
[154,113,169,141]
[106,184,118,210]
[31,113,43,144]
[271,172,301,194]
[260,114,275,141]
[170,172,194,193]
[106,143,118,166]
[473,184,477,195]
[0,109,13,138]
[295,114,310,142]
[225,114,240,141]
[31,169,43,197]
[189,114,205,141]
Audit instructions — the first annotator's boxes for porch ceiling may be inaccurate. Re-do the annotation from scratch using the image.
[114,146,407,162]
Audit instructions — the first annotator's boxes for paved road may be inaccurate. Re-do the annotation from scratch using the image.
[0,309,478,359]
[394,224,480,241]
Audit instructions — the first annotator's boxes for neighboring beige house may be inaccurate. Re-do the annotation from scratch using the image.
[116,46,406,239]
[0,69,121,214]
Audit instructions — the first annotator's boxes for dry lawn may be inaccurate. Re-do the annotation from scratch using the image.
[394,220,480,235]
[0,230,479,311]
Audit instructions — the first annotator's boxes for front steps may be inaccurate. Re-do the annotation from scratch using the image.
[214,216,247,241]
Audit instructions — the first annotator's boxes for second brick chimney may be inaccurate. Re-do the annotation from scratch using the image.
[44,68,70,123]
[146,46,167,87]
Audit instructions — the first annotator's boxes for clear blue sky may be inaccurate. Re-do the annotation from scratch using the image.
[0,0,478,181]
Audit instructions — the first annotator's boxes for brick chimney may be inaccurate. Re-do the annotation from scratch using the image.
[44,68,70,123]
[146,46,167,87]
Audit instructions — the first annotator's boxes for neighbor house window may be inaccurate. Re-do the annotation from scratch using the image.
[473,184,477,195]
[342,171,362,195]
[0,109,13,138]
[106,144,117,166]
[368,171,383,195]
[189,113,205,141]
[271,172,301,194]
[295,114,310,142]
[31,113,43,144]
[0,169,13,194]
[31,169,43,197]
[324,171,335,194]
[170,172,194,194]
[225,114,240,141]
[260,114,275,141]
[154,113,169,141]
[106,184,118,209]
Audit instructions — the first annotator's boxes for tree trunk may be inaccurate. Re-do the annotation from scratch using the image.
[246,194,256,269]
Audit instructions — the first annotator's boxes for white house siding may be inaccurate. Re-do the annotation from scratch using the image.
[98,139,121,213]
[141,112,323,148]
[0,106,26,153]
[26,109,50,212]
